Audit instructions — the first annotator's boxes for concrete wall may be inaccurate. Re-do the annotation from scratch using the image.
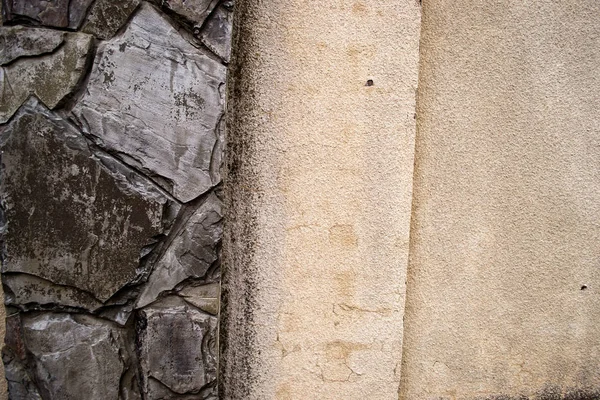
[401,1,600,399]
[224,1,600,399]
[220,0,421,398]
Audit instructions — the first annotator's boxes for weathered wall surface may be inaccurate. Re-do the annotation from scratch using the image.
[0,1,233,398]
[401,1,600,399]
[4,1,600,399]
[220,0,421,399]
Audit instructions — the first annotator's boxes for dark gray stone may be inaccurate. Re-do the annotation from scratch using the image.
[178,282,220,315]
[2,0,70,28]
[0,99,171,302]
[73,3,226,202]
[0,26,65,66]
[199,2,233,62]
[136,193,222,308]
[3,273,104,311]
[2,352,43,400]
[154,0,219,27]
[3,314,43,400]
[68,0,95,29]
[146,378,217,399]
[82,0,140,40]
[138,297,218,398]
[0,31,92,123]
[1,0,94,28]
[21,313,132,399]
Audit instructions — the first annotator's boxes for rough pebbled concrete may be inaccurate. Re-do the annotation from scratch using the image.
[400,1,600,399]
[220,0,421,398]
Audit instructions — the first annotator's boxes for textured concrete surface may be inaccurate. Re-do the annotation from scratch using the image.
[401,1,600,399]
[0,286,5,399]
[220,0,421,398]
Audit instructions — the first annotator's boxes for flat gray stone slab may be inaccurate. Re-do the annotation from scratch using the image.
[0,99,170,302]
[200,1,233,62]
[81,0,140,40]
[0,26,65,66]
[0,31,92,123]
[1,0,94,28]
[3,273,104,311]
[136,192,222,308]
[21,313,130,400]
[138,297,217,398]
[74,3,226,202]
[154,0,218,27]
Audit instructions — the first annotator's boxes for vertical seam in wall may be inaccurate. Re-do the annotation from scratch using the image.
[398,1,426,397]
[218,0,259,397]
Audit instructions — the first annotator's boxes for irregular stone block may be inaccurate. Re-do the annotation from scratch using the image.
[82,0,140,40]
[68,0,95,29]
[0,26,65,65]
[20,313,132,399]
[74,3,226,202]
[199,1,233,62]
[0,99,171,302]
[137,193,222,308]
[1,0,93,28]
[154,0,218,27]
[3,352,43,400]
[146,378,217,400]
[0,31,92,123]
[138,297,217,398]
[3,273,103,311]
[3,314,43,400]
[2,0,69,28]
[179,282,220,315]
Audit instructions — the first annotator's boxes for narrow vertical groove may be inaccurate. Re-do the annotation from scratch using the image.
[398,1,427,398]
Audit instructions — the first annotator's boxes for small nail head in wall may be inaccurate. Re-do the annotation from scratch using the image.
[366,79,374,86]
[581,284,588,290]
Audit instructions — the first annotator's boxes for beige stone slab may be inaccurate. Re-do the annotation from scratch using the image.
[401,1,600,399]
[221,0,421,399]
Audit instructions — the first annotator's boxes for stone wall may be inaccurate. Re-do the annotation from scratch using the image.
[0,0,232,398]
[3,1,600,399]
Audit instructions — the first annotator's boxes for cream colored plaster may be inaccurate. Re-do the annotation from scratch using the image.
[401,1,600,399]
[0,285,6,400]
[221,0,421,398]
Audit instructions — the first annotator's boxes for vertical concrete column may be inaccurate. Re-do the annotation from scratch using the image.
[221,0,421,398]
[401,1,600,399]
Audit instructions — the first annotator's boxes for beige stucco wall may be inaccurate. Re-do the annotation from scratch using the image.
[0,285,5,399]
[220,0,421,398]
[401,1,600,399]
